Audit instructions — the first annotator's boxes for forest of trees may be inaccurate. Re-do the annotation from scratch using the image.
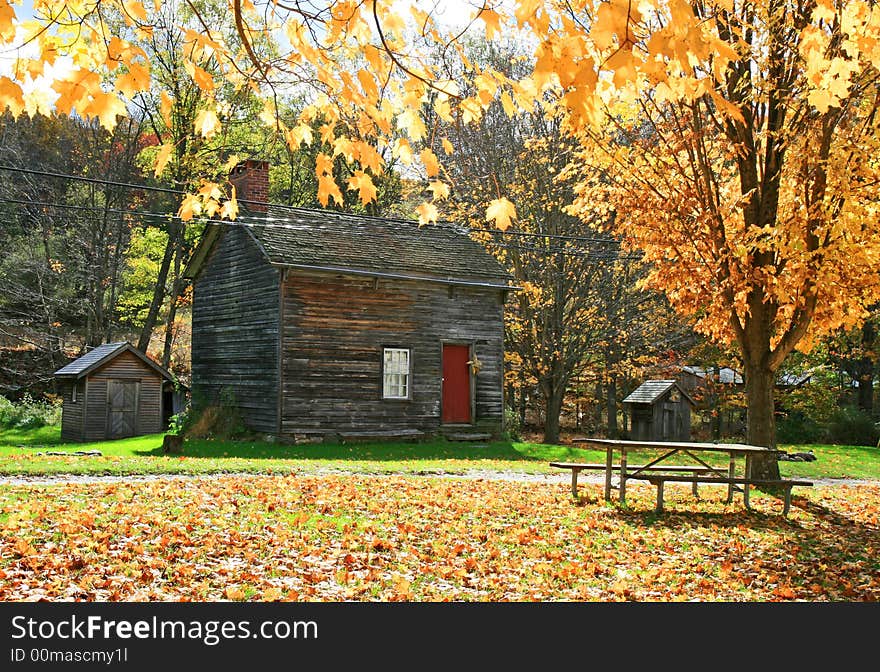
[1,96,876,447]
[0,2,878,449]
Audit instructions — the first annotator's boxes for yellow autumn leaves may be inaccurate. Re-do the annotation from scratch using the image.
[2,1,879,229]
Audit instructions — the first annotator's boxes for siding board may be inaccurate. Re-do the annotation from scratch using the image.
[191,226,280,433]
[60,380,84,441]
[280,270,504,436]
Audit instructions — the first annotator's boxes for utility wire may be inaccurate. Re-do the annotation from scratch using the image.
[0,197,633,260]
[0,164,623,246]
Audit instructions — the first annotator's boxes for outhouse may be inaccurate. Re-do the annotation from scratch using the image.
[53,342,183,441]
[622,380,695,442]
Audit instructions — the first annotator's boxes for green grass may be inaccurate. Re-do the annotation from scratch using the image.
[1,425,879,479]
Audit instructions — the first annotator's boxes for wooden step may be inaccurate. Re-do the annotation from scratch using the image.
[338,429,425,441]
[446,433,492,442]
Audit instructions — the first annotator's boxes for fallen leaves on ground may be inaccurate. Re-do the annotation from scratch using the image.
[0,476,877,601]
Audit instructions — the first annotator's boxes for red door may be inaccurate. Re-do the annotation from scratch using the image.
[442,344,471,423]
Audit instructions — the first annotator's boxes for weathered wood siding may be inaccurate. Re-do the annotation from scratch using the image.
[191,226,280,433]
[280,270,505,437]
[82,350,163,441]
[60,380,84,441]
[629,395,692,442]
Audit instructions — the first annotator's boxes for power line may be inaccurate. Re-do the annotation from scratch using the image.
[0,214,634,265]
[0,197,633,259]
[0,197,175,220]
[0,164,184,197]
[0,164,622,246]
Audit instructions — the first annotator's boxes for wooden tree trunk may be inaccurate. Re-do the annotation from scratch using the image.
[606,376,618,439]
[543,383,565,444]
[137,221,179,353]
[857,377,874,415]
[161,244,184,368]
[744,363,781,479]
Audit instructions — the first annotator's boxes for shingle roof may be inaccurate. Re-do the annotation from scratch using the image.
[53,342,175,381]
[192,207,512,287]
[682,366,743,385]
[623,380,694,405]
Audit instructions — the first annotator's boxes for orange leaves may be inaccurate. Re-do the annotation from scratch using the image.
[478,8,503,41]
[225,585,247,601]
[427,181,450,201]
[592,0,636,52]
[485,197,517,231]
[419,148,440,177]
[194,109,220,139]
[0,478,878,601]
[347,170,377,204]
[0,0,16,41]
[416,202,439,225]
[285,125,313,149]
[153,143,173,177]
[114,62,150,98]
[315,152,344,207]
[184,60,215,93]
[0,76,24,117]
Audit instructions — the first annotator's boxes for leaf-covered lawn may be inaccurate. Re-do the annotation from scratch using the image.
[1,475,877,601]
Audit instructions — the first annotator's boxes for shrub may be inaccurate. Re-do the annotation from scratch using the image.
[827,406,879,446]
[778,368,839,426]
[167,405,194,436]
[776,412,826,444]
[503,407,522,441]
[0,394,62,429]
[184,388,247,439]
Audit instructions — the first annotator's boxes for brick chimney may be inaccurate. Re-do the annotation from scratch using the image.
[229,159,269,213]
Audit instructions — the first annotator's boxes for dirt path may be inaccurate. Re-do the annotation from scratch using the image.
[0,469,875,488]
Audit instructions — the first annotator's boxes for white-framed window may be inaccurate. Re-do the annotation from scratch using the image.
[382,348,411,399]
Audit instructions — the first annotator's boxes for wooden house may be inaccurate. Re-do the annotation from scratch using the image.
[184,160,512,441]
[677,365,745,438]
[53,342,182,441]
[622,380,695,442]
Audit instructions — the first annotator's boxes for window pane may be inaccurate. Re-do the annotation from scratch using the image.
[383,348,411,399]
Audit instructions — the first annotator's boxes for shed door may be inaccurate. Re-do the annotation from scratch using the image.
[107,380,139,439]
[442,344,471,424]
[662,407,674,440]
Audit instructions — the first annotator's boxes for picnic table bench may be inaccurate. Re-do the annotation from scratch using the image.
[627,473,814,515]
[549,462,722,499]
[556,438,814,516]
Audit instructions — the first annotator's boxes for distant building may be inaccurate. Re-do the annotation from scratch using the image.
[678,365,743,395]
[623,380,695,442]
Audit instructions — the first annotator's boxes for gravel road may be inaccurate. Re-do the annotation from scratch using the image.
[0,469,875,488]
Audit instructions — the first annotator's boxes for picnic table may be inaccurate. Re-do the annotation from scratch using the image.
[551,438,812,515]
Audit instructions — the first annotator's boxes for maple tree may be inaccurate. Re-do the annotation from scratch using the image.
[565,0,880,475]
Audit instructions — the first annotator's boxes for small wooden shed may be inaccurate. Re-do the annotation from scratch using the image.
[53,342,181,441]
[623,380,695,442]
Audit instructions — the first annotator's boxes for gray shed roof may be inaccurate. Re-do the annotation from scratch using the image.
[682,366,743,385]
[185,207,512,288]
[53,342,175,381]
[623,380,695,406]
